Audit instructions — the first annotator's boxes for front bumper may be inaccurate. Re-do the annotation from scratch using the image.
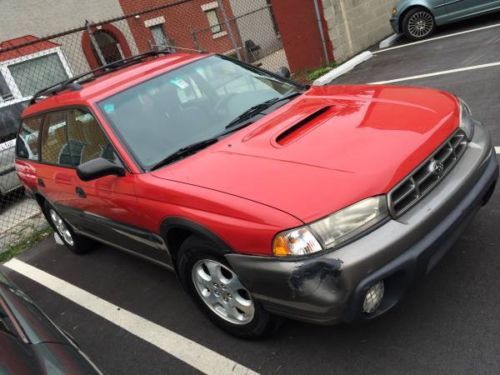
[390,15,400,34]
[226,124,498,324]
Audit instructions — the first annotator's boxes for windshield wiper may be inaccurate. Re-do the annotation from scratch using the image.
[150,138,219,171]
[224,91,303,131]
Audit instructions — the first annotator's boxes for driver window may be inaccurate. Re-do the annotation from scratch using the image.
[67,109,120,166]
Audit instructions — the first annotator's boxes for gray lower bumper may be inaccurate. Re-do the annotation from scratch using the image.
[226,124,498,324]
[390,16,400,34]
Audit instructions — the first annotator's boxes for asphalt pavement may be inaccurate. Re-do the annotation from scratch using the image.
[3,13,500,375]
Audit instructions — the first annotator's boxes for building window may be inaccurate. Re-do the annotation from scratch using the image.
[149,24,168,48]
[0,74,13,102]
[92,30,123,65]
[8,53,69,97]
[205,9,222,34]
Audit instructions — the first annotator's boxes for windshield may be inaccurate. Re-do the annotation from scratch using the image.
[98,55,300,170]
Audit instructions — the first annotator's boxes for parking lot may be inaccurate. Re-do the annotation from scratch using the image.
[3,14,500,375]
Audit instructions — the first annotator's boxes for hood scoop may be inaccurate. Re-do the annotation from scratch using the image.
[276,106,331,145]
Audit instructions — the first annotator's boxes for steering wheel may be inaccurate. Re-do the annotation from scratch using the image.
[213,95,233,118]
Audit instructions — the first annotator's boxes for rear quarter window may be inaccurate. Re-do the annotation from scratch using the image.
[16,116,43,161]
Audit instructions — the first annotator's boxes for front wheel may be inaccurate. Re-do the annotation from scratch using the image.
[177,236,281,339]
[402,8,436,40]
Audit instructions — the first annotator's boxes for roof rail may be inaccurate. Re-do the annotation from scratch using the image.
[30,48,174,104]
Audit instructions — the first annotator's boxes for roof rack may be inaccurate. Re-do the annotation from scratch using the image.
[30,48,175,104]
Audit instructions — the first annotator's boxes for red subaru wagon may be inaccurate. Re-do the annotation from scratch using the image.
[15,52,498,338]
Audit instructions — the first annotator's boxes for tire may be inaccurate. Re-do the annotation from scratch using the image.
[44,202,93,254]
[177,236,282,339]
[402,8,436,41]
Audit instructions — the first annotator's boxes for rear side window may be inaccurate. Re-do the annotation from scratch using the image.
[41,111,70,166]
[16,116,43,160]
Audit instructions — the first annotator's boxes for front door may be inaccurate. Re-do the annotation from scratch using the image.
[36,108,168,263]
[64,108,170,263]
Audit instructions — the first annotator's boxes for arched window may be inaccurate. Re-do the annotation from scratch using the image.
[92,30,123,65]
[82,25,132,70]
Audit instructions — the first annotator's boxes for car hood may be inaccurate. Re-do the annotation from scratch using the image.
[151,85,459,222]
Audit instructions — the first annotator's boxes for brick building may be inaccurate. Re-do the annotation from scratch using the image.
[119,0,240,59]
[0,0,243,133]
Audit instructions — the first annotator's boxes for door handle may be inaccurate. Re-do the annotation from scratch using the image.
[37,178,45,187]
[75,186,86,198]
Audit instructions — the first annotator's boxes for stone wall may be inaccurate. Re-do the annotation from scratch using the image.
[322,0,399,63]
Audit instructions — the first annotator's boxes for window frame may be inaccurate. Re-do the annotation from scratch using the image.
[205,9,223,35]
[18,105,128,172]
[149,24,169,48]
[15,115,44,162]
[0,47,73,109]
[0,73,14,103]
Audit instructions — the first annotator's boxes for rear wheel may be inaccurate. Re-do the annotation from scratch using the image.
[402,8,436,40]
[44,202,93,254]
[177,236,281,338]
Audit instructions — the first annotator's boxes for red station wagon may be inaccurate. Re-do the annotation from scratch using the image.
[15,51,498,338]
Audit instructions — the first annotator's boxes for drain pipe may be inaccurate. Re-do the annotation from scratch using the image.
[313,0,330,65]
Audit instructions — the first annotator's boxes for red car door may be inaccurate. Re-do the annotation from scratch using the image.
[65,109,170,263]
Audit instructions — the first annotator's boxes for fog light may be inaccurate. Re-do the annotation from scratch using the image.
[363,281,384,314]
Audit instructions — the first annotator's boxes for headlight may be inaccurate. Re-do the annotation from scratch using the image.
[458,98,474,140]
[392,7,397,15]
[272,196,388,257]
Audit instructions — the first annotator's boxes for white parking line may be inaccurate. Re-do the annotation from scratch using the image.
[496,147,500,154]
[369,61,500,85]
[375,22,500,54]
[4,258,258,375]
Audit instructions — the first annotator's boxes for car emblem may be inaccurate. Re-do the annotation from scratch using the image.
[429,160,445,177]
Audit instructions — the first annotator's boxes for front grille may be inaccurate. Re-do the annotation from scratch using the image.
[388,130,468,217]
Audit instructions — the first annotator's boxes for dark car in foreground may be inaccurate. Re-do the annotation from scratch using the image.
[0,268,101,374]
[15,51,498,338]
[391,0,500,40]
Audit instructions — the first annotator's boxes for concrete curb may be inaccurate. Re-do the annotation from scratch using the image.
[379,33,400,49]
[313,51,373,85]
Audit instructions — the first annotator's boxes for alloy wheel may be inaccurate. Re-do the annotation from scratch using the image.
[49,209,74,246]
[192,259,255,325]
[407,11,434,38]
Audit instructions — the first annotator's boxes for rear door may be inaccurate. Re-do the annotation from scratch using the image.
[36,110,78,221]
[15,115,44,193]
[444,0,495,21]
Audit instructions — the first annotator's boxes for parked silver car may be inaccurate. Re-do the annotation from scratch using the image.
[391,0,500,40]
[0,102,26,206]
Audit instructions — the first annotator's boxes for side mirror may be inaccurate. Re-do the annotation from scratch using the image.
[276,66,291,79]
[77,158,125,181]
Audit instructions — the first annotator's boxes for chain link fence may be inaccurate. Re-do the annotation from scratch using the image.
[0,0,290,253]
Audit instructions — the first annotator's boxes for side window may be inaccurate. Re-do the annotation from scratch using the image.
[67,109,119,166]
[16,117,43,160]
[41,111,70,166]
